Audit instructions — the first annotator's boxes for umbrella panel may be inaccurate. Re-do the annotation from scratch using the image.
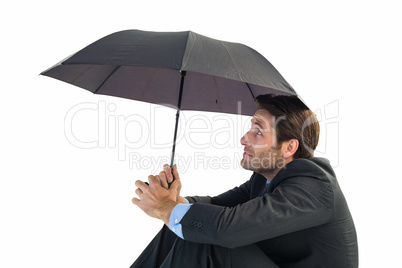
[42,64,118,93]
[43,64,293,117]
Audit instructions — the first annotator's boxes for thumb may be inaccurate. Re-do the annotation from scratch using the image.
[170,166,181,190]
[170,174,181,189]
[172,164,180,181]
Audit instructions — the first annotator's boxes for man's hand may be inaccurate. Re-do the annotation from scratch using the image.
[132,168,181,226]
[159,164,186,204]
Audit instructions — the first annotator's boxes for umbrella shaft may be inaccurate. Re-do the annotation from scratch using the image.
[170,110,180,168]
[170,70,186,168]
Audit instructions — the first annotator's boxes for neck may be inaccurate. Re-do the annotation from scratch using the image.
[260,158,293,181]
[260,169,281,181]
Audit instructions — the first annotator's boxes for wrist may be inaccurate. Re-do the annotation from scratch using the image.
[161,201,178,226]
[178,196,186,204]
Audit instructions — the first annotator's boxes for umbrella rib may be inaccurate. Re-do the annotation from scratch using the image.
[246,83,256,99]
[220,42,244,82]
[93,65,121,94]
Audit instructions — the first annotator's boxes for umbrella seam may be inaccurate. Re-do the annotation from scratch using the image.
[69,65,93,85]
[139,68,158,100]
[93,65,121,94]
[219,41,244,82]
[181,31,196,70]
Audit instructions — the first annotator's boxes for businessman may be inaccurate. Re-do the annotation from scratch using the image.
[131,94,358,267]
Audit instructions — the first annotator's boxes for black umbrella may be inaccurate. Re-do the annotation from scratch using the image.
[41,29,297,172]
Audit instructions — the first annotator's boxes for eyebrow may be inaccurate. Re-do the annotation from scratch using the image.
[251,118,265,129]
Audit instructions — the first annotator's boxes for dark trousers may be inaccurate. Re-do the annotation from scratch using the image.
[130,225,278,268]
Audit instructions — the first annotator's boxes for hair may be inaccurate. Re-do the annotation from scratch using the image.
[254,94,320,159]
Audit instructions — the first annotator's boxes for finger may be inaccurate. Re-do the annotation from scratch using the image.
[146,175,156,186]
[132,197,140,205]
[159,171,169,189]
[163,164,173,183]
[135,179,148,190]
[148,175,161,186]
[135,188,143,197]
[154,175,161,185]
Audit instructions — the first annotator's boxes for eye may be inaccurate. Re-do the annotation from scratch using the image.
[256,129,262,135]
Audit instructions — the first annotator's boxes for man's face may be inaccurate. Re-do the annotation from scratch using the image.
[240,109,286,174]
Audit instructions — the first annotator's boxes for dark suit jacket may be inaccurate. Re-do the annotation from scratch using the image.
[183,157,358,267]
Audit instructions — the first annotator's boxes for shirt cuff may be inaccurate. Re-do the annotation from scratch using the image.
[168,203,192,239]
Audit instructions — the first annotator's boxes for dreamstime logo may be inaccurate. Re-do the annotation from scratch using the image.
[64,99,340,171]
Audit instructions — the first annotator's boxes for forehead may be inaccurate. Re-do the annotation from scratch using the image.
[251,109,274,128]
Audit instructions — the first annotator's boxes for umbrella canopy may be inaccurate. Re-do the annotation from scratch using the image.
[41,30,296,115]
[41,29,297,168]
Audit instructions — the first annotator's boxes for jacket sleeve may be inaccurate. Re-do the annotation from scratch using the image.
[180,176,334,249]
[185,173,259,206]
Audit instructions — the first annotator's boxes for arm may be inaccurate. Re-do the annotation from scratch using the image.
[185,172,263,206]
[185,182,250,206]
[180,177,334,248]
[165,168,257,239]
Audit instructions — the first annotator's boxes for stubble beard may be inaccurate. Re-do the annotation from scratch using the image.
[241,148,286,174]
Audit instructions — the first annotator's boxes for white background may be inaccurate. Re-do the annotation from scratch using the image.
[1,1,401,267]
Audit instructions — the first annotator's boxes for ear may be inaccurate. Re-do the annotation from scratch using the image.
[282,139,299,159]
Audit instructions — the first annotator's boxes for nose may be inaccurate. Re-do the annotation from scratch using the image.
[240,131,250,147]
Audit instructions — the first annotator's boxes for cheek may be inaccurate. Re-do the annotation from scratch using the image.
[253,147,267,158]
[253,138,270,150]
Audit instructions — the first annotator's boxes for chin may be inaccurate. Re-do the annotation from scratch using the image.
[240,159,255,172]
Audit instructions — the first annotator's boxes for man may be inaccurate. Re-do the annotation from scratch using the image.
[131,94,358,267]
